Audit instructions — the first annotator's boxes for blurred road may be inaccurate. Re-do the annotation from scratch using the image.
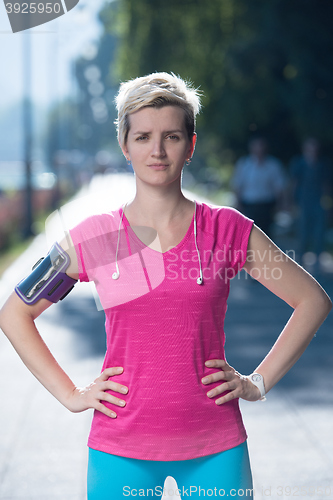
[0,173,332,500]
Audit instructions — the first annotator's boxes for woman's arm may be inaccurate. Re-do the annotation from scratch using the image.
[0,241,128,418]
[244,225,331,392]
[202,225,332,403]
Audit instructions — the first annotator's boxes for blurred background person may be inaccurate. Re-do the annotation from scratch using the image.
[231,136,286,238]
[290,137,332,268]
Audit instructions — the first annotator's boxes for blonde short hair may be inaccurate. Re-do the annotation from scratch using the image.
[115,72,201,147]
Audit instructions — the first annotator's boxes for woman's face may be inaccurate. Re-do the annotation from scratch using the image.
[121,105,196,188]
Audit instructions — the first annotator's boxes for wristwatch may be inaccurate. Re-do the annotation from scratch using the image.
[247,373,266,401]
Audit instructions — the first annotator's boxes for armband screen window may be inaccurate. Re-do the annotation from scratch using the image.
[15,243,77,305]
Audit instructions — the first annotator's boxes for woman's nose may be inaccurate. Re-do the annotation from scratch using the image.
[151,139,166,157]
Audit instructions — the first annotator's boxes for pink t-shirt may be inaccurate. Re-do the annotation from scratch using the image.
[69,201,254,461]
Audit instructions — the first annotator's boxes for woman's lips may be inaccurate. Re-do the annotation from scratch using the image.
[147,164,169,170]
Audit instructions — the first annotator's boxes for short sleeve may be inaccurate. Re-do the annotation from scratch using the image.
[69,221,91,282]
[217,207,254,278]
[69,212,118,283]
[69,223,89,281]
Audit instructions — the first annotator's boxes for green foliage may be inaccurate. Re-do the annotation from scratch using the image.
[73,29,119,155]
[45,11,121,166]
[101,0,333,169]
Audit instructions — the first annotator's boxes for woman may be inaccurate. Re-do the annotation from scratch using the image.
[0,73,331,499]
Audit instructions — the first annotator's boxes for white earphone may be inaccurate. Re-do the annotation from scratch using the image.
[193,201,203,285]
[112,201,203,285]
[112,204,126,280]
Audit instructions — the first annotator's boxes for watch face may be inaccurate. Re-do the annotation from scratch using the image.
[252,374,262,382]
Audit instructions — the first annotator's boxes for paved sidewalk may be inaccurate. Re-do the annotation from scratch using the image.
[227,273,333,499]
[0,173,332,499]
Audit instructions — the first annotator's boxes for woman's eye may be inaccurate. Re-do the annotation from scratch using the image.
[136,136,148,141]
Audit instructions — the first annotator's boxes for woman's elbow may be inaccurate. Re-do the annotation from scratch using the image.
[0,304,12,334]
[0,309,4,331]
[0,293,33,333]
[312,289,332,318]
[0,299,11,327]
[322,293,332,314]
[292,283,332,320]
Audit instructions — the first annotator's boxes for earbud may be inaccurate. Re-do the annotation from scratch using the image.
[112,203,127,280]
[193,201,203,286]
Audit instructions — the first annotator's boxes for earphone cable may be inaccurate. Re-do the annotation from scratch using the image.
[112,201,127,280]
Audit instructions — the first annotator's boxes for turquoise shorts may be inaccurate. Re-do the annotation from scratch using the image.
[87,441,253,499]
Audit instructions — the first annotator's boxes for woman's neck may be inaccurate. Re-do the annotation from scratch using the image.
[125,183,193,228]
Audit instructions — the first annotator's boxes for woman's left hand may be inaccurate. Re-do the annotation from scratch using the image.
[201,359,261,404]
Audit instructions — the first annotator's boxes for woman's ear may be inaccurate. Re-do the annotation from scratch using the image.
[188,133,197,159]
[119,140,129,161]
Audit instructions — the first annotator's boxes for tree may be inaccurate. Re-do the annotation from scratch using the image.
[100,0,333,169]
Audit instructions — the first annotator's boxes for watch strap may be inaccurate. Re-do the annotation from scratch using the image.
[247,373,266,402]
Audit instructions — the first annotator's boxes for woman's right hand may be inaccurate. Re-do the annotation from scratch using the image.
[65,367,128,419]
[0,294,128,420]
